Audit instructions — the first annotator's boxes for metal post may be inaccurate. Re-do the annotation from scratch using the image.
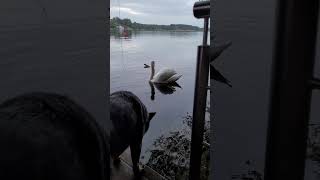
[189,15,210,180]
[189,2,210,179]
[189,45,210,180]
[264,0,319,179]
[203,17,209,45]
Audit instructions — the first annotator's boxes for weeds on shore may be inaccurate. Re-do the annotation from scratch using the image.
[145,112,210,180]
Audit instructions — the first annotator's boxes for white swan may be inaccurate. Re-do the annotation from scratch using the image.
[149,61,182,83]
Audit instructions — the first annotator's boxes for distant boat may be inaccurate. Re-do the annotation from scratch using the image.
[122,29,129,37]
[118,25,131,38]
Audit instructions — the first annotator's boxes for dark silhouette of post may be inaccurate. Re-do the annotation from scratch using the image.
[264,0,319,179]
[189,1,210,179]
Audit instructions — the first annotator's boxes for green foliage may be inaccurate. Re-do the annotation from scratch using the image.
[144,112,210,180]
[110,17,202,32]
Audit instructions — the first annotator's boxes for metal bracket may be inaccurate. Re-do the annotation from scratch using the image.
[310,78,320,89]
[209,42,233,87]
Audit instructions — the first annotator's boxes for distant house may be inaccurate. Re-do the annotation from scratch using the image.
[118,25,124,33]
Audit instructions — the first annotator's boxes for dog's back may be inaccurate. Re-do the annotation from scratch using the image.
[0,92,109,180]
[110,91,148,157]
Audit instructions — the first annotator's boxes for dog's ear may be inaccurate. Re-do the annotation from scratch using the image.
[148,112,156,121]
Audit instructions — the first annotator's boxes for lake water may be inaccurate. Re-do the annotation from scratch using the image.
[110,31,208,170]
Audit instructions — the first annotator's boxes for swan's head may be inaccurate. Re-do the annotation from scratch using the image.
[151,61,155,67]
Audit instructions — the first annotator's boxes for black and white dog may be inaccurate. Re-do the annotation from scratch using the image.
[0,92,110,180]
[110,91,155,176]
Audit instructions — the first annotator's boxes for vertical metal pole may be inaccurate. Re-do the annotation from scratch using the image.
[264,0,319,180]
[203,18,209,45]
[189,17,210,180]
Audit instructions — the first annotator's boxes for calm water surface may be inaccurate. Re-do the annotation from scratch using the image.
[110,31,204,164]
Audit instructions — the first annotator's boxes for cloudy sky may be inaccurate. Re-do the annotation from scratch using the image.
[110,0,203,27]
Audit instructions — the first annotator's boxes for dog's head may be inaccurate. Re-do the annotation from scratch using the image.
[144,112,156,132]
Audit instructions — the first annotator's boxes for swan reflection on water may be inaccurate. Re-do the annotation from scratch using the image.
[149,81,182,101]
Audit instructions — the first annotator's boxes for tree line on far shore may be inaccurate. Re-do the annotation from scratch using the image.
[110,17,203,33]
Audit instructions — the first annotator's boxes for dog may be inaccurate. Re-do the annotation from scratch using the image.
[110,91,156,177]
[0,92,110,180]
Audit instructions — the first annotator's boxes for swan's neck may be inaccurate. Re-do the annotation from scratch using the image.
[150,63,155,80]
[149,81,155,100]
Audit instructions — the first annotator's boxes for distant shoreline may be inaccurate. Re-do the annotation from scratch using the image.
[110,17,203,32]
[111,29,202,33]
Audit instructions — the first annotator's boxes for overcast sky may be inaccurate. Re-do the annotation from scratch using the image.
[110,0,203,27]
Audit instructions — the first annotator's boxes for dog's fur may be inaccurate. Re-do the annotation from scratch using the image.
[110,91,155,176]
[0,92,110,180]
